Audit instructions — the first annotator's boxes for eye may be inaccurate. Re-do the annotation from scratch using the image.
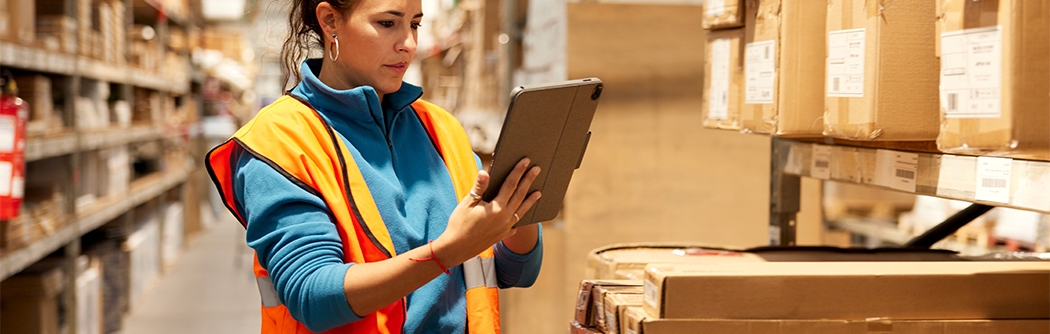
[378,20,394,28]
[411,22,421,30]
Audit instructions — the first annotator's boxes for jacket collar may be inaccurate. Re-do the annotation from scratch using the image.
[289,59,423,125]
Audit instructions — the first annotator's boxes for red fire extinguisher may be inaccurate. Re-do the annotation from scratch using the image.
[0,70,28,220]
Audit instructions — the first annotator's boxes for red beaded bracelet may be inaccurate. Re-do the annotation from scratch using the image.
[410,240,450,275]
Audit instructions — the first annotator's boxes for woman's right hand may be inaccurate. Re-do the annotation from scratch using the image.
[438,158,542,265]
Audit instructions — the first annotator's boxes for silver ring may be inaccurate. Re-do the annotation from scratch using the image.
[513,213,520,221]
[469,191,481,200]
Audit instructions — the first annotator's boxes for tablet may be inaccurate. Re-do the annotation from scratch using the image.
[482,78,603,227]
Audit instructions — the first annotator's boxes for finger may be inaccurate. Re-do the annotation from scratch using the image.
[462,170,490,206]
[497,158,531,203]
[513,191,542,224]
[507,166,541,213]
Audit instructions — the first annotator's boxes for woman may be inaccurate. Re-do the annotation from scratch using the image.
[206,0,544,333]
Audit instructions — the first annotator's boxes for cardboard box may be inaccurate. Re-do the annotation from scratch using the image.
[77,255,104,334]
[643,261,1050,320]
[825,0,939,141]
[602,292,643,334]
[0,260,65,334]
[703,0,744,29]
[703,28,744,130]
[13,75,55,135]
[36,15,77,54]
[568,321,603,334]
[162,202,185,269]
[125,216,161,310]
[623,313,1050,334]
[587,243,761,280]
[574,280,642,326]
[591,285,642,330]
[936,0,1050,158]
[740,0,826,136]
[2,0,34,45]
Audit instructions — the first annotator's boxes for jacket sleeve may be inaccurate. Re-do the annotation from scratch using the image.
[233,152,363,332]
[494,225,544,288]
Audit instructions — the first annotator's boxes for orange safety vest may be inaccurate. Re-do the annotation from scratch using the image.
[206,95,500,334]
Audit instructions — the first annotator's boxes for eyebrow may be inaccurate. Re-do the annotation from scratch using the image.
[384,10,424,18]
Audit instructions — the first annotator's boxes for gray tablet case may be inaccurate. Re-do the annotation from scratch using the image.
[482,78,603,227]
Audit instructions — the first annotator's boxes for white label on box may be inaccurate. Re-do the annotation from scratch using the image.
[936,155,978,200]
[975,156,1012,203]
[709,38,731,120]
[810,144,832,179]
[707,0,726,16]
[0,162,11,197]
[784,144,803,175]
[827,28,866,98]
[745,40,776,104]
[643,279,659,310]
[874,150,919,193]
[0,115,14,153]
[769,225,781,245]
[940,26,1002,118]
[1011,161,1050,211]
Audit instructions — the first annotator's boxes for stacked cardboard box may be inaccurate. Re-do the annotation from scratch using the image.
[0,259,66,334]
[702,28,744,130]
[936,0,1049,158]
[699,0,743,130]
[14,75,58,136]
[739,0,826,136]
[824,0,940,141]
[76,255,104,334]
[1,0,35,45]
[126,215,161,310]
[634,261,1050,333]
[36,16,77,54]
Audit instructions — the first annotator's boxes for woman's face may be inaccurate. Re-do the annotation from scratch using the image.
[331,0,421,95]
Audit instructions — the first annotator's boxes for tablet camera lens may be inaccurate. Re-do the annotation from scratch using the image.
[591,84,603,100]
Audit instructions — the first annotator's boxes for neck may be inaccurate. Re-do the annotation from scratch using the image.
[316,59,386,102]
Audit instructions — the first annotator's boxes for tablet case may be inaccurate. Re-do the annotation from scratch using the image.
[482,78,603,227]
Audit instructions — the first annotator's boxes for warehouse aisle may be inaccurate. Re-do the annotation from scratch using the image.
[121,215,260,334]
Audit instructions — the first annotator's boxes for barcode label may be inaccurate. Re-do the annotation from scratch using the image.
[810,144,832,180]
[982,178,1007,188]
[834,77,840,92]
[876,150,918,192]
[895,169,916,180]
[975,157,1012,203]
[947,93,958,112]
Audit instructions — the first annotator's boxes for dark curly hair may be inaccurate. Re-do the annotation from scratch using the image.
[280,0,358,89]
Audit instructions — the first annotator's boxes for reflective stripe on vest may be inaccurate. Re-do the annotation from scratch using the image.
[207,95,500,333]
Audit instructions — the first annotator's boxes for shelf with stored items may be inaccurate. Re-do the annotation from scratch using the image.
[769,137,1050,249]
[1,0,204,333]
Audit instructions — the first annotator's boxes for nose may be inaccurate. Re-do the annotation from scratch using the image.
[398,30,417,55]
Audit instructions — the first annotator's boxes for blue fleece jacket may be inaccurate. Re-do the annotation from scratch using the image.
[231,59,543,333]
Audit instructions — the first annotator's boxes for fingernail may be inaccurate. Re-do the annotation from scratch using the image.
[532,167,541,175]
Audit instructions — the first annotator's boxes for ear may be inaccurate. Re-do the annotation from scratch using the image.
[315,2,343,40]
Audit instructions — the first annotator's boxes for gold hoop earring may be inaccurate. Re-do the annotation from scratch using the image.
[329,33,340,62]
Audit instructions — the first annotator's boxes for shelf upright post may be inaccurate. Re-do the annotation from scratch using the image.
[62,0,82,331]
[769,138,800,246]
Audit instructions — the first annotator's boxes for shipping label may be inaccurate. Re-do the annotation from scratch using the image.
[643,280,659,310]
[811,144,832,180]
[827,28,865,98]
[745,40,776,104]
[975,156,1012,203]
[707,0,726,16]
[940,26,1002,118]
[875,150,918,193]
[709,38,731,120]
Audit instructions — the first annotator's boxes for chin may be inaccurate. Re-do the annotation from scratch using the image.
[378,81,403,95]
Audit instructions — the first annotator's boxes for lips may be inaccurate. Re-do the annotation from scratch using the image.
[384,62,408,72]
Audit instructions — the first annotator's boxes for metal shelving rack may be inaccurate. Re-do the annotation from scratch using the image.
[769,137,1049,249]
[0,0,202,331]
